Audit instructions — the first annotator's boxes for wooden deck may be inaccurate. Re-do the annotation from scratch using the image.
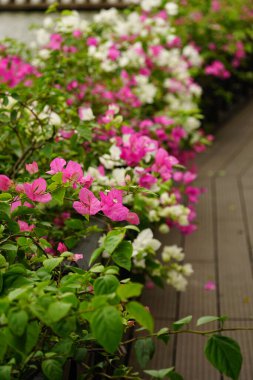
[133,100,253,379]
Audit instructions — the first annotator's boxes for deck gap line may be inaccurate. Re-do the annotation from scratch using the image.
[214,129,253,174]
[237,178,253,277]
[211,178,223,380]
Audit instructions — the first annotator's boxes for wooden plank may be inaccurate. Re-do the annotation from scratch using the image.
[216,177,253,318]
[175,333,220,380]
[198,100,253,177]
[223,132,253,176]
[184,178,215,262]
[241,176,253,264]
[178,263,217,318]
[141,285,178,320]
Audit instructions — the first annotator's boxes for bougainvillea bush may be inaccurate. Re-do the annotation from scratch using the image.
[0,1,249,379]
[173,0,253,127]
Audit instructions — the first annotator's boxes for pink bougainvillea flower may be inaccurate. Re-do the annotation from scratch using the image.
[11,196,33,212]
[15,184,25,193]
[25,161,39,175]
[100,189,129,221]
[18,220,35,232]
[126,212,140,225]
[151,148,178,181]
[24,178,52,203]
[57,242,68,253]
[186,186,201,203]
[79,174,93,188]
[139,173,157,189]
[73,253,83,261]
[119,134,158,166]
[145,281,155,290]
[86,36,98,47]
[47,157,66,175]
[204,281,216,291]
[48,158,92,188]
[0,175,12,191]
[73,188,101,216]
[62,161,83,184]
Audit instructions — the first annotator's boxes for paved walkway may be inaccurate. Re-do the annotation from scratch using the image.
[137,100,253,379]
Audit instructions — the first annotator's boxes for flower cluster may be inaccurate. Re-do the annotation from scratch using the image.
[0,1,251,378]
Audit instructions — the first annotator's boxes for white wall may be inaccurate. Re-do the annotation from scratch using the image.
[0,11,94,42]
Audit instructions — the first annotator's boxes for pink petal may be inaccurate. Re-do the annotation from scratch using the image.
[126,212,140,225]
[47,157,66,175]
[204,281,216,291]
[34,193,52,203]
[73,200,90,215]
[0,174,11,191]
[31,178,47,194]
[102,203,129,221]
[73,253,83,261]
[25,161,39,174]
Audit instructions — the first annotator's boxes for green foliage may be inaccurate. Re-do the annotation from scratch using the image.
[112,241,133,271]
[197,315,227,327]
[205,335,243,380]
[90,305,123,354]
[134,337,155,369]
[172,316,192,331]
[126,301,154,333]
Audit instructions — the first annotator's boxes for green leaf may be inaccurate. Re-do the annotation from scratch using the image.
[89,246,104,266]
[0,331,7,361]
[47,302,72,323]
[172,315,192,331]
[104,230,125,254]
[144,368,174,379]
[1,244,17,254]
[17,237,31,248]
[51,338,73,357]
[77,125,92,141]
[8,286,32,301]
[197,315,226,327]
[51,316,76,338]
[53,187,65,205]
[43,257,63,272]
[94,275,120,296]
[25,321,40,354]
[126,301,154,333]
[51,172,63,184]
[8,310,28,337]
[112,241,132,271]
[65,219,84,230]
[42,359,63,380]
[0,194,12,201]
[90,305,123,354]
[117,282,143,300]
[0,203,10,218]
[134,337,155,369]
[124,225,140,232]
[0,366,11,380]
[90,264,104,273]
[0,254,7,268]
[168,371,184,380]
[205,335,242,380]
[157,327,170,344]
